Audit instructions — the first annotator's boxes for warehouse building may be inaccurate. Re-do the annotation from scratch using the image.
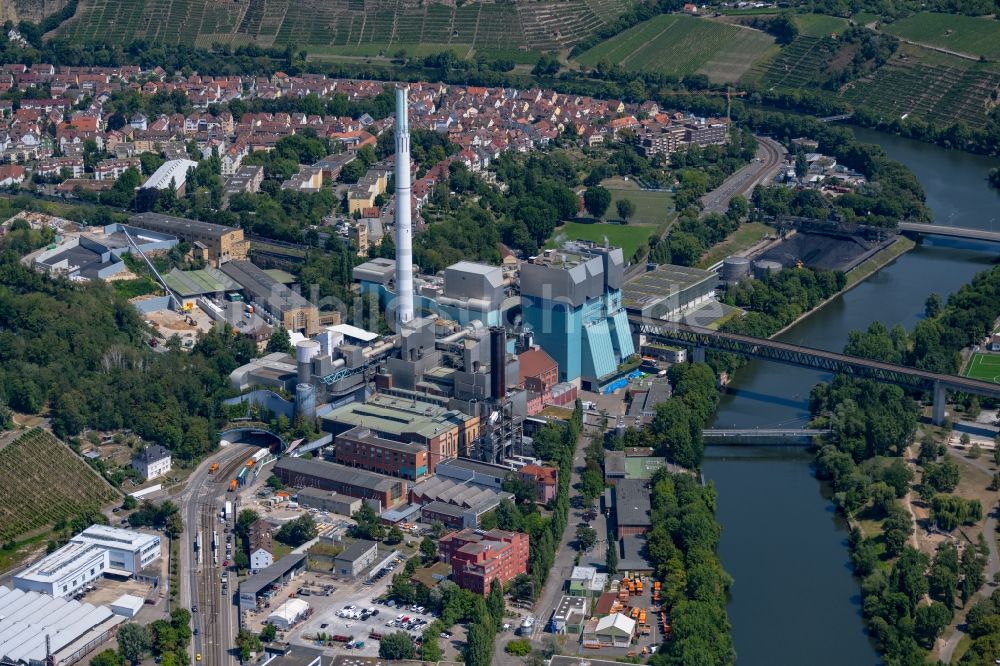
[333,540,378,578]
[239,553,307,611]
[549,595,589,634]
[582,612,636,648]
[295,488,362,517]
[130,212,249,267]
[13,526,161,598]
[274,457,407,509]
[0,586,127,666]
[267,598,310,631]
[141,158,198,195]
[220,259,321,335]
[622,263,717,320]
[613,479,652,538]
[330,426,430,481]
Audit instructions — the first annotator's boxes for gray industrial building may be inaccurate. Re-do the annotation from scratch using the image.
[613,479,652,538]
[220,260,321,335]
[274,457,407,510]
[622,264,718,320]
[238,553,307,610]
[333,540,378,578]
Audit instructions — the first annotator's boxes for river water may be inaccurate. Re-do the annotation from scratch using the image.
[703,129,1000,665]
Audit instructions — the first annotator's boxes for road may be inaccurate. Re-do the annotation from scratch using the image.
[700,135,786,215]
[176,445,252,666]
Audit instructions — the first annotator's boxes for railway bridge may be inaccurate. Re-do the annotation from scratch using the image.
[631,317,1000,425]
[702,428,831,445]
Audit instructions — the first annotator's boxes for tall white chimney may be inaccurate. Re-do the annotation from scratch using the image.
[394,85,414,327]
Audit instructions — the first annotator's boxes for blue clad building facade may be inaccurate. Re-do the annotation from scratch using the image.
[520,241,635,385]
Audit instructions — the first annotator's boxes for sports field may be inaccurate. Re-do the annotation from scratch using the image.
[964,352,1000,384]
[575,14,776,82]
[602,178,675,227]
[883,12,1000,60]
[546,221,656,259]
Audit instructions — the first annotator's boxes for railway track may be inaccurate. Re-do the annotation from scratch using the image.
[197,502,223,666]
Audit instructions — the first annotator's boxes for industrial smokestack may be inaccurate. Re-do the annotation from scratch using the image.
[490,327,506,400]
[395,85,414,327]
[295,339,320,385]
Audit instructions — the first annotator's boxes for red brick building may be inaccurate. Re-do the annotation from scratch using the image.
[439,528,529,596]
[518,348,558,395]
[332,426,430,481]
[518,463,558,504]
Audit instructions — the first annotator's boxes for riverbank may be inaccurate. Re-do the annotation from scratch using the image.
[770,235,917,338]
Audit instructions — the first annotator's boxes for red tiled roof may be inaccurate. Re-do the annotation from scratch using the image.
[518,348,557,382]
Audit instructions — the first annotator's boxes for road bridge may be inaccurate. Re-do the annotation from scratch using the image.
[898,222,1000,243]
[631,317,1000,424]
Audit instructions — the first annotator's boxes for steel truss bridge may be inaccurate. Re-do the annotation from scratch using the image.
[631,317,1000,424]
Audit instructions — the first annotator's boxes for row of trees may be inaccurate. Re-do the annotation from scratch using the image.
[90,609,193,666]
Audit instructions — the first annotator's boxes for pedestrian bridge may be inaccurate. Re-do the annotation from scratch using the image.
[631,317,1000,424]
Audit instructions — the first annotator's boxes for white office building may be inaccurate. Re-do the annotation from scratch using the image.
[13,525,161,598]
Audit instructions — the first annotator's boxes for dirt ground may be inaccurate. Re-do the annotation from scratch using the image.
[144,306,214,346]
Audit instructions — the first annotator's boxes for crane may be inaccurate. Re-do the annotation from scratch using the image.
[657,87,747,122]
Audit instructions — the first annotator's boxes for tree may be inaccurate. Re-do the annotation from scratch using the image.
[925,293,942,318]
[616,198,636,223]
[117,624,151,666]
[385,526,404,544]
[90,649,122,666]
[961,432,971,447]
[420,536,437,561]
[236,509,260,539]
[576,524,597,551]
[971,442,983,459]
[123,495,138,510]
[420,629,443,661]
[275,515,317,547]
[165,511,183,538]
[266,326,291,353]
[379,631,416,659]
[914,602,952,647]
[236,629,262,661]
[924,459,961,493]
[583,186,611,219]
[464,621,495,666]
[505,639,533,656]
[260,624,277,641]
[605,540,618,574]
[487,580,506,627]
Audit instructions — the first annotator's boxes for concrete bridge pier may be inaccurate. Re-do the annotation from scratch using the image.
[932,381,947,425]
[692,346,706,364]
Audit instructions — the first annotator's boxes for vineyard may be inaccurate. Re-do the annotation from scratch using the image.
[0,429,120,542]
[883,12,1000,61]
[574,14,775,82]
[58,0,632,52]
[843,56,1000,129]
[745,35,840,88]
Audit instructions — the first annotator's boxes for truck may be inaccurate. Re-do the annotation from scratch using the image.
[209,463,219,474]
[330,635,352,643]
[228,479,237,492]
[224,501,233,522]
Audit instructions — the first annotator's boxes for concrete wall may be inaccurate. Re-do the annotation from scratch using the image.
[223,390,295,420]
[133,295,172,314]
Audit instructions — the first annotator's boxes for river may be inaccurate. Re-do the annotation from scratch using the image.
[703,129,1000,665]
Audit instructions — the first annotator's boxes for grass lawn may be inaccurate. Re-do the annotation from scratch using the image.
[574,14,775,82]
[546,221,656,259]
[964,352,1000,383]
[601,178,675,227]
[793,13,849,38]
[697,222,773,269]
[883,12,1000,60]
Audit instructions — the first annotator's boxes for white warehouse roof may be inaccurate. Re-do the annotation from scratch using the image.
[142,158,198,190]
[267,598,310,624]
[0,586,126,665]
[110,594,145,617]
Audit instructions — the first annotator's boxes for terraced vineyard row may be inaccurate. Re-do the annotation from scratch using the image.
[62,0,626,51]
[0,429,120,541]
[747,36,838,88]
[843,60,1000,129]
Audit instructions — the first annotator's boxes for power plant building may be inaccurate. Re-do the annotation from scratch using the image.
[220,259,321,335]
[621,264,717,320]
[520,241,635,386]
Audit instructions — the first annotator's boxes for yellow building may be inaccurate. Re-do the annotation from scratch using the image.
[129,212,249,267]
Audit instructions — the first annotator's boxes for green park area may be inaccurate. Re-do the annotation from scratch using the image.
[963,352,1000,384]
[574,14,776,82]
[883,13,1000,60]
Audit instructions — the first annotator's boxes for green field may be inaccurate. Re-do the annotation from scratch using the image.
[60,0,629,52]
[575,14,776,82]
[0,428,120,541]
[602,178,675,227]
[546,221,656,258]
[793,13,849,38]
[964,352,1000,383]
[697,222,773,269]
[883,13,1000,60]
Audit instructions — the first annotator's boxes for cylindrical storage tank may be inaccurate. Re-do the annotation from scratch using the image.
[753,260,784,279]
[721,256,751,281]
[296,339,321,385]
[295,383,317,420]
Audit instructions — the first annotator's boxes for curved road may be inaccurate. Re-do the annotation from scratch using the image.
[700,136,786,215]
